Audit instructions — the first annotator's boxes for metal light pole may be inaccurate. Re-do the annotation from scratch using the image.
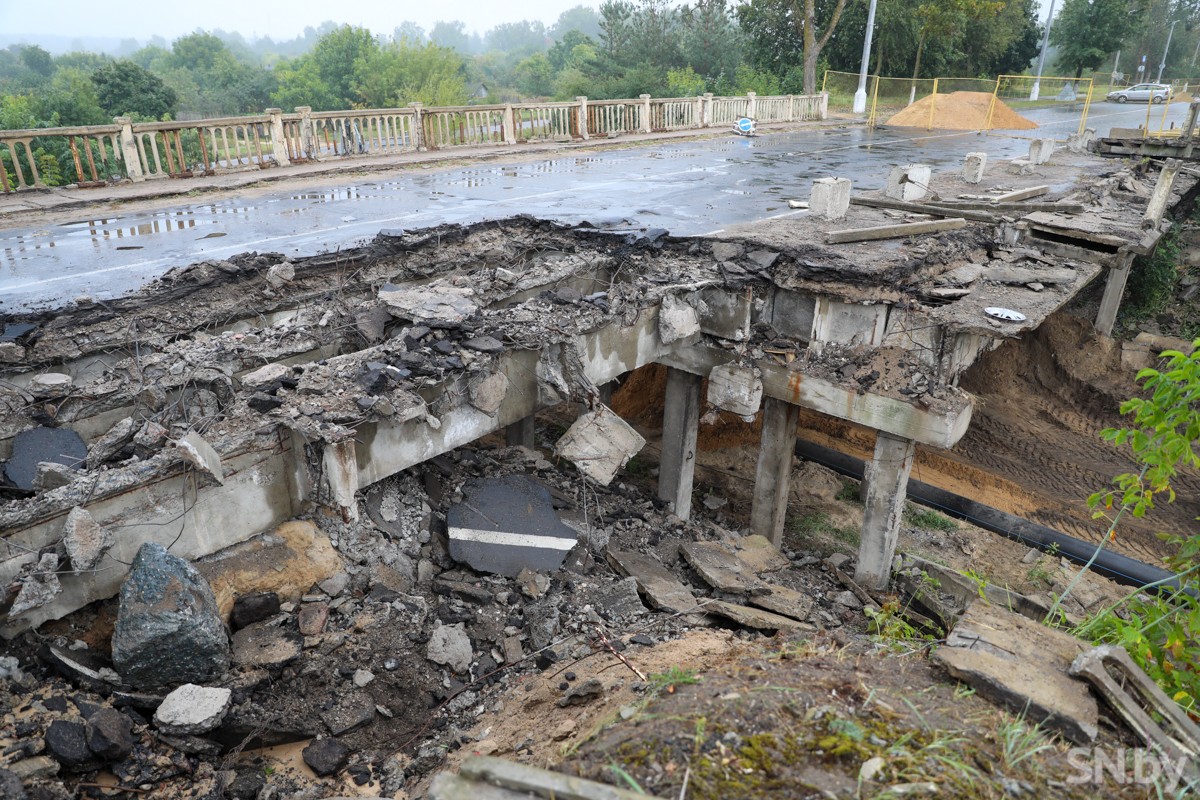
[1029,0,1057,101]
[1157,19,1178,82]
[852,0,880,113]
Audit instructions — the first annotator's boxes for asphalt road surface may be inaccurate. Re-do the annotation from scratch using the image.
[0,100,1188,311]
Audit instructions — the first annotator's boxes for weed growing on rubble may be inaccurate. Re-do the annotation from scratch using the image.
[1123,223,1182,327]
[1062,340,1200,714]
[835,480,860,502]
[648,666,701,695]
[998,716,1056,769]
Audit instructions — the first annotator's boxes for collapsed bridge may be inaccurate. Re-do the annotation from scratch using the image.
[0,143,1193,637]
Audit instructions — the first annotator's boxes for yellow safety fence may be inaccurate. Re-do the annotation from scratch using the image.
[822,70,1098,141]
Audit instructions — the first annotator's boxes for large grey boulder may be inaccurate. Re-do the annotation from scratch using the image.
[112,543,231,689]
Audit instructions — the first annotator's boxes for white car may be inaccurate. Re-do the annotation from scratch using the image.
[1107,83,1172,104]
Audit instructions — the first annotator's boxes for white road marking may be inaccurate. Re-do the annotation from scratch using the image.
[448,527,577,550]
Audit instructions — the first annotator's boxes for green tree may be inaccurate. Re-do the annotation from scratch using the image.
[93,60,178,119]
[430,21,476,54]
[513,52,556,96]
[738,0,848,94]
[352,42,468,107]
[309,26,378,108]
[680,0,742,84]
[39,68,107,126]
[19,45,53,78]
[486,21,549,55]
[552,5,605,39]
[1050,0,1136,78]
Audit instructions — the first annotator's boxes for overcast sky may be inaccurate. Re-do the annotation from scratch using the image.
[0,0,597,42]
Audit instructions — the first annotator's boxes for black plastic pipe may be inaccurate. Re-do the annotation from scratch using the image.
[794,439,1177,591]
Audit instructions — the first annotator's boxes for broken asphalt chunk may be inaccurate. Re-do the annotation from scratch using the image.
[4,426,86,491]
[447,474,578,578]
[380,282,478,324]
[554,405,646,486]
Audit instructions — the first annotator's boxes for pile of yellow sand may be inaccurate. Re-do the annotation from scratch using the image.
[885,90,1037,130]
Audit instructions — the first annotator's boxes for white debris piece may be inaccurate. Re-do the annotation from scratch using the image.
[174,431,225,484]
[554,405,646,486]
[706,363,763,417]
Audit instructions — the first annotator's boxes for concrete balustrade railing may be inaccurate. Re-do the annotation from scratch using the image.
[0,91,827,192]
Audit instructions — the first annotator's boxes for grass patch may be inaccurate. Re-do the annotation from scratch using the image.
[904,503,958,532]
[835,480,860,502]
[648,666,701,695]
[787,511,860,546]
[1121,222,1181,328]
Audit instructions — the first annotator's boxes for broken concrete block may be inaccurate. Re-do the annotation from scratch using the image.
[681,541,766,594]
[132,421,169,457]
[962,152,987,184]
[380,283,478,324]
[231,622,302,668]
[1067,128,1096,153]
[4,426,86,491]
[29,373,73,398]
[885,164,931,202]
[33,462,75,491]
[86,417,135,469]
[1007,158,1035,175]
[174,431,224,485]
[447,474,578,577]
[0,342,24,363]
[657,294,701,345]
[748,583,815,622]
[554,405,646,485]
[112,542,231,689]
[1028,137,1055,166]
[153,685,232,735]
[240,363,291,391]
[706,599,805,632]
[10,553,63,617]
[322,439,358,522]
[355,302,391,343]
[427,622,472,673]
[809,176,851,220]
[469,371,508,416]
[933,601,1097,744]
[706,363,763,417]
[265,261,294,288]
[62,507,114,574]
[711,242,744,262]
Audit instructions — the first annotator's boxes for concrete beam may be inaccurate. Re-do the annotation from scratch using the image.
[855,431,916,590]
[1143,159,1181,229]
[658,368,702,518]
[1095,250,1136,337]
[659,345,972,449]
[825,218,967,244]
[505,416,536,449]
[750,397,801,546]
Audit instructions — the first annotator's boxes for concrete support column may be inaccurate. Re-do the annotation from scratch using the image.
[658,368,702,519]
[747,91,757,119]
[265,108,289,167]
[1143,158,1181,229]
[1181,102,1200,158]
[409,103,425,151]
[702,93,713,128]
[640,94,652,133]
[750,397,801,546]
[296,106,318,161]
[855,432,916,590]
[577,96,589,140]
[114,117,144,182]
[506,416,536,449]
[322,439,359,523]
[503,104,517,145]
[1095,250,1136,337]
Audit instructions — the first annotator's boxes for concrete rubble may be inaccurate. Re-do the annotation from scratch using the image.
[0,149,1194,799]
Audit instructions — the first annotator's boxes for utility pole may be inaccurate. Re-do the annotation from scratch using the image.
[1157,19,1179,82]
[1029,0,1057,101]
[852,0,879,113]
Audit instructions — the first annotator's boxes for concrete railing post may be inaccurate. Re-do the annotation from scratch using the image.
[702,93,713,128]
[295,106,318,161]
[114,116,144,182]
[694,95,704,129]
[265,108,289,167]
[820,92,829,120]
[577,96,589,140]
[503,103,517,145]
[786,95,795,122]
[409,103,425,151]
[747,91,757,119]
[640,94,652,133]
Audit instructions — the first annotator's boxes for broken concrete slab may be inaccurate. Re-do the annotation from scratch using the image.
[240,363,291,391]
[86,417,135,469]
[469,372,509,416]
[747,583,815,623]
[153,684,232,735]
[680,541,767,594]
[606,549,701,615]
[174,431,225,485]
[380,283,478,324]
[4,426,86,491]
[733,535,791,574]
[933,601,1097,744]
[825,218,967,245]
[706,363,763,417]
[62,506,114,574]
[984,265,1078,286]
[705,599,804,632]
[10,553,62,617]
[554,405,646,485]
[447,474,578,577]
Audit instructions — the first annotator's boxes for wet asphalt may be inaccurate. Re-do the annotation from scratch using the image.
[0,101,1189,311]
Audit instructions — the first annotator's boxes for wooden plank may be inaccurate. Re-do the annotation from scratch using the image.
[850,195,998,223]
[825,218,967,244]
[994,185,1050,202]
[459,756,665,800]
[929,201,1085,214]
